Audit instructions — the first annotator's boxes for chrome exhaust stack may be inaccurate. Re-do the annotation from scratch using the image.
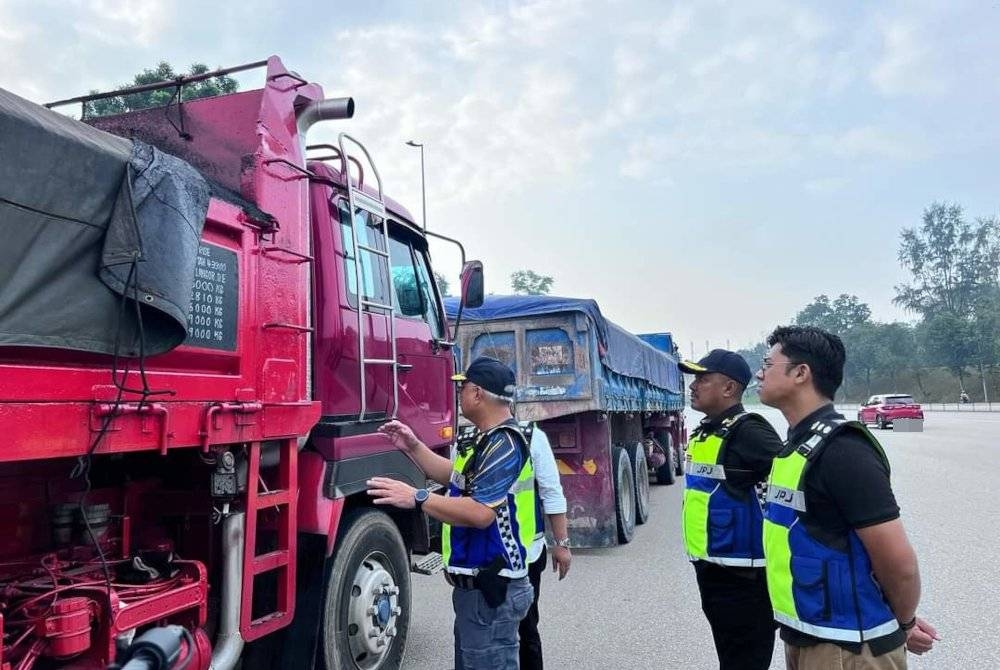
[296,97,355,135]
[209,512,246,670]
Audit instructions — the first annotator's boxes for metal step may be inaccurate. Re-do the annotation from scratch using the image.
[411,552,444,575]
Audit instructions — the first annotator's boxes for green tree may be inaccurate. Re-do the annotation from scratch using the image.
[84,62,238,118]
[434,272,451,297]
[735,341,768,373]
[843,323,881,398]
[795,294,873,399]
[510,270,554,295]
[894,202,1000,319]
[894,203,1000,390]
[795,294,871,335]
[919,312,978,392]
[971,287,1000,400]
[876,322,918,391]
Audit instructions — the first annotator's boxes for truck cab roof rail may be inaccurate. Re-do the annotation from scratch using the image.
[44,60,272,114]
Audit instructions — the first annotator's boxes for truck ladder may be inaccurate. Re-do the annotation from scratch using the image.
[338,133,400,421]
[240,438,298,641]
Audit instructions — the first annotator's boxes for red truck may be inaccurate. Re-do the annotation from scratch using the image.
[0,57,475,670]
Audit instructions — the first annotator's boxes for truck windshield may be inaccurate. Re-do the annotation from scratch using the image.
[388,232,445,338]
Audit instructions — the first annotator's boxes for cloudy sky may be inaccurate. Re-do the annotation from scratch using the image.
[3,0,999,355]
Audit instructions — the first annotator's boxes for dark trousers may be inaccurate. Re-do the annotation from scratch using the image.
[518,546,546,670]
[694,561,776,670]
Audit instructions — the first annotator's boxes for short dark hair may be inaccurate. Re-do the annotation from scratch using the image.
[766,325,845,400]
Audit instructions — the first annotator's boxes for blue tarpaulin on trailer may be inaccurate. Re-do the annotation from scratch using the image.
[444,295,682,394]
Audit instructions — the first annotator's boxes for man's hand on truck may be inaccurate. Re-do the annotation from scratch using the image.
[367,476,418,508]
[378,419,422,452]
[367,476,495,529]
[378,420,453,485]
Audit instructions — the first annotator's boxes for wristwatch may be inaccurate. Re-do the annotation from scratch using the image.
[554,537,571,549]
[413,488,430,512]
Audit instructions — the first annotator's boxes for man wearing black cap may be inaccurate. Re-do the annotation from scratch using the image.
[368,356,536,670]
[679,349,784,670]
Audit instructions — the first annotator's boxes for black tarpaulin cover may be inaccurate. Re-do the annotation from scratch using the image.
[0,87,210,357]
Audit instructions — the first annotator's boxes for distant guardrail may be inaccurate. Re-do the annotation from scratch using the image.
[835,403,1000,413]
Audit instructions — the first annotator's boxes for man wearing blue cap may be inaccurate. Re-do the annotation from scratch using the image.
[367,356,536,670]
[679,349,784,670]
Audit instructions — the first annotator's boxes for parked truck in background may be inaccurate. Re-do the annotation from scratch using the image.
[0,56,479,670]
[445,295,687,547]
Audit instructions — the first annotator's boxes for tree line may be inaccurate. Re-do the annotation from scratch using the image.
[738,202,1000,403]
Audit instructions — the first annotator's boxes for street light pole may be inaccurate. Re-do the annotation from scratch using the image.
[405,140,426,231]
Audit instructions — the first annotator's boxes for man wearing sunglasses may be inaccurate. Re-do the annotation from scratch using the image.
[757,326,938,669]
[368,356,536,669]
[679,349,784,670]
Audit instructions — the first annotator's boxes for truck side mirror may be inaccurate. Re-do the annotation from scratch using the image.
[460,261,484,308]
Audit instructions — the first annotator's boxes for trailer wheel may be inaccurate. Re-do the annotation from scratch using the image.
[321,509,410,670]
[654,431,677,485]
[626,442,650,525]
[613,446,636,544]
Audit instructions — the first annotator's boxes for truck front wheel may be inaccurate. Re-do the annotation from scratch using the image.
[321,509,411,670]
[613,446,636,544]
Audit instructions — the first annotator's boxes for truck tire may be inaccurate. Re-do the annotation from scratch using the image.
[626,442,650,525]
[654,431,676,485]
[613,446,636,544]
[321,508,410,670]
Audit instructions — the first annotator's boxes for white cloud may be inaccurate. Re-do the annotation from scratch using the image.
[70,0,171,47]
[314,6,599,211]
[813,125,922,161]
[0,3,39,97]
[0,3,25,41]
[619,123,804,180]
[803,176,847,195]
[604,2,876,179]
[870,19,946,97]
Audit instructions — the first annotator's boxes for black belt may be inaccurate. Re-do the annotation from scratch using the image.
[445,572,513,589]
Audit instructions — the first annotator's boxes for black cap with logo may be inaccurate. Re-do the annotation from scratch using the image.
[451,356,516,398]
[678,349,752,387]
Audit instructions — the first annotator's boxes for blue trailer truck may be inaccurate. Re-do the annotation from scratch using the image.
[444,295,687,547]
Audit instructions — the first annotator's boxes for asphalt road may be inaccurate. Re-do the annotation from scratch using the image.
[402,408,999,669]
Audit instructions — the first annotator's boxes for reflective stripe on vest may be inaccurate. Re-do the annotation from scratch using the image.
[682,413,766,567]
[684,461,727,480]
[763,419,899,643]
[773,612,902,643]
[441,423,537,579]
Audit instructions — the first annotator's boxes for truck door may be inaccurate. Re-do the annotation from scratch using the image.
[387,226,455,449]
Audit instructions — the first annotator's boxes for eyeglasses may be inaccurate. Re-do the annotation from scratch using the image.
[760,358,796,371]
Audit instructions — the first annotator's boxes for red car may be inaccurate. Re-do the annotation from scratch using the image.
[857,394,925,429]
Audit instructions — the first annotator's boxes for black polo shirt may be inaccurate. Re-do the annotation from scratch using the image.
[779,404,905,655]
[693,403,785,493]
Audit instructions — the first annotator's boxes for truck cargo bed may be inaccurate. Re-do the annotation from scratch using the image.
[446,295,683,421]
